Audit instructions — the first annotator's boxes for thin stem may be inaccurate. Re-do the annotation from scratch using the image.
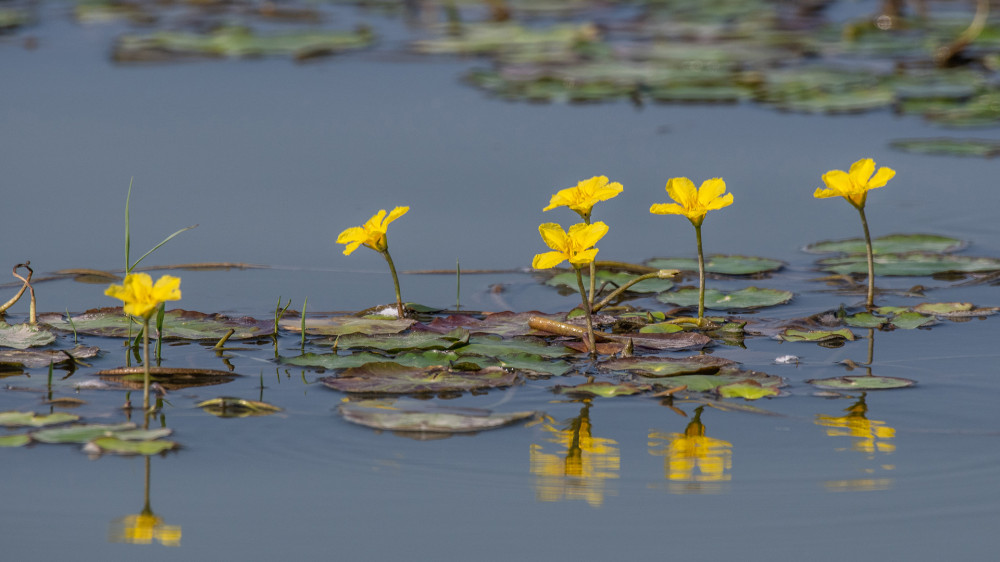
[382,249,404,317]
[575,267,597,358]
[591,270,678,313]
[695,223,706,323]
[865,328,875,369]
[585,215,596,308]
[857,206,875,308]
[142,316,151,413]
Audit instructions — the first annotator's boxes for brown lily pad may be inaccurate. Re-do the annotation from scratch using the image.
[320,362,520,395]
[95,366,239,390]
[0,345,99,369]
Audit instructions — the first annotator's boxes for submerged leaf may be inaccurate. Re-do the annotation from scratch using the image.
[657,287,793,310]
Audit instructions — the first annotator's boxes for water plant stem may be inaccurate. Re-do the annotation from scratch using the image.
[695,223,706,324]
[142,316,151,412]
[381,250,404,317]
[857,206,876,308]
[591,269,678,313]
[575,268,597,357]
[300,297,308,350]
[456,259,461,311]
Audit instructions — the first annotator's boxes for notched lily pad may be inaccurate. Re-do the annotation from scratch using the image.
[552,381,651,397]
[196,397,283,418]
[817,253,1000,276]
[95,366,239,389]
[284,315,414,336]
[545,270,674,294]
[339,400,538,433]
[600,355,737,377]
[0,323,57,350]
[657,287,793,310]
[41,308,271,340]
[332,328,469,352]
[646,255,783,276]
[779,328,856,343]
[0,345,99,369]
[0,411,80,427]
[806,376,915,390]
[320,363,520,395]
[805,233,966,255]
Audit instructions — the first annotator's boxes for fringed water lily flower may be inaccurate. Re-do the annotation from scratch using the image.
[532,221,609,357]
[814,158,895,308]
[650,177,733,324]
[105,273,182,413]
[337,206,409,316]
[543,176,623,222]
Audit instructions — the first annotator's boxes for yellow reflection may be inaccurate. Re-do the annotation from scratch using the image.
[529,400,619,507]
[648,406,732,494]
[109,456,181,546]
[815,394,895,492]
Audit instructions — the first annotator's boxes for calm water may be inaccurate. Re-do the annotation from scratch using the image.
[3,2,1000,560]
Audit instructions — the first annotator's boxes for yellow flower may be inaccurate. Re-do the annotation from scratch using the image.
[543,175,623,220]
[814,158,895,209]
[104,273,181,319]
[531,222,608,270]
[336,206,409,256]
[650,177,733,227]
[109,512,182,546]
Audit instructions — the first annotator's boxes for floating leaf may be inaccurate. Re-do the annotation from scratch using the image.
[805,376,915,390]
[0,323,56,350]
[0,345,99,369]
[545,270,674,294]
[890,311,936,329]
[458,335,572,358]
[779,328,856,343]
[646,255,783,275]
[95,366,239,389]
[89,436,177,455]
[553,381,651,398]
[912,302,998,318]
[0,434,30,447]
[320,363,519,394]
[717,381,779,400]
[844,313,888,329]
[817,253,1000,276]
[804,233,966,255]
[634,367,784,392]
[600,355,737,377]
[40,308,272,340]
[196,397,283,418]
[412,22,592,56]
[283,315,414,336]
[421,312,566,337]
[332,328,470,353]
[611,332,713,352]
[657,287,793,310]
[638,322,684,334]
[31,423,137,444]
[890,138,1000,158]
[339,401,538,433]
[0,411,80,427]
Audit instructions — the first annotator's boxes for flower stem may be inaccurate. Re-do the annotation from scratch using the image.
[695,223,706,324]
[857,206,875,309]
[575,267,597,358]
[591,270,678,313]
[142,316,151,413]
[382,249,404,317]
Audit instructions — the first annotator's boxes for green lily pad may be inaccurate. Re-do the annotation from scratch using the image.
[0,411,80,427]
[0,434,30,447]
[283,315,414,336]
[634,367,784,392]
[890,138,1000,158]
[545,270,674,294]
[779,328,856,343]
[458,335,572,359]
[89,436,178,455]
[552,381,651,398]
[338,401,538,433]
[196,397,283,418]
[95,366,239,390]
[638,322,684,334]
[912,302,998,318]
[109,428,174,441]
[332,328,470,353]
[114,25,375,62]
[40,308,272,340]
[0,323,57,350]
[889,311,937,329]
[0,7,29,31]
[717,381,780,400]
[805,376,915,390]
[600,355,738,377]
[412,22,593,56]
[645,255,783,275]
[817,253,1000,276]
[925,92,1000,127]
[320,363,520,395]
[422,312,567,337]
[460,352,572,376]
[657,287,793,310]
[283,351,396,370]
[844,313,888,329]
[31,423,137,444]
[804,233,966,255]
[0,345,100,369]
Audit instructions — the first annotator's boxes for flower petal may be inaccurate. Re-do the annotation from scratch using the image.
[532,251,567,269]
[384,206,409,226]
[569,248,599,267]
[538,223,569,251]
[151,275,182,303]
[848,158,876,185]
[697,178,727,206]
[569,221,609,250]
[649,203,685,215]
[704,191,734,211]
[867,167,895,189]
[665,177,697,208]
[820,170,853,196]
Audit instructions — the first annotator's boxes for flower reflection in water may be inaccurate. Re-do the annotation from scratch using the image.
[109,456,181,546]
[648,406,732,494]
[529,400,619,507]
[815,394,896,492]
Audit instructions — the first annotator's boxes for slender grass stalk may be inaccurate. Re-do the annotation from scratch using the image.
[694,223,706,324]
[857,206,876,309]
[65,308,78,344]
[273,296,291,334]
[300,297,308,350]
[381,250,404,317]
[575,268,597,358]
